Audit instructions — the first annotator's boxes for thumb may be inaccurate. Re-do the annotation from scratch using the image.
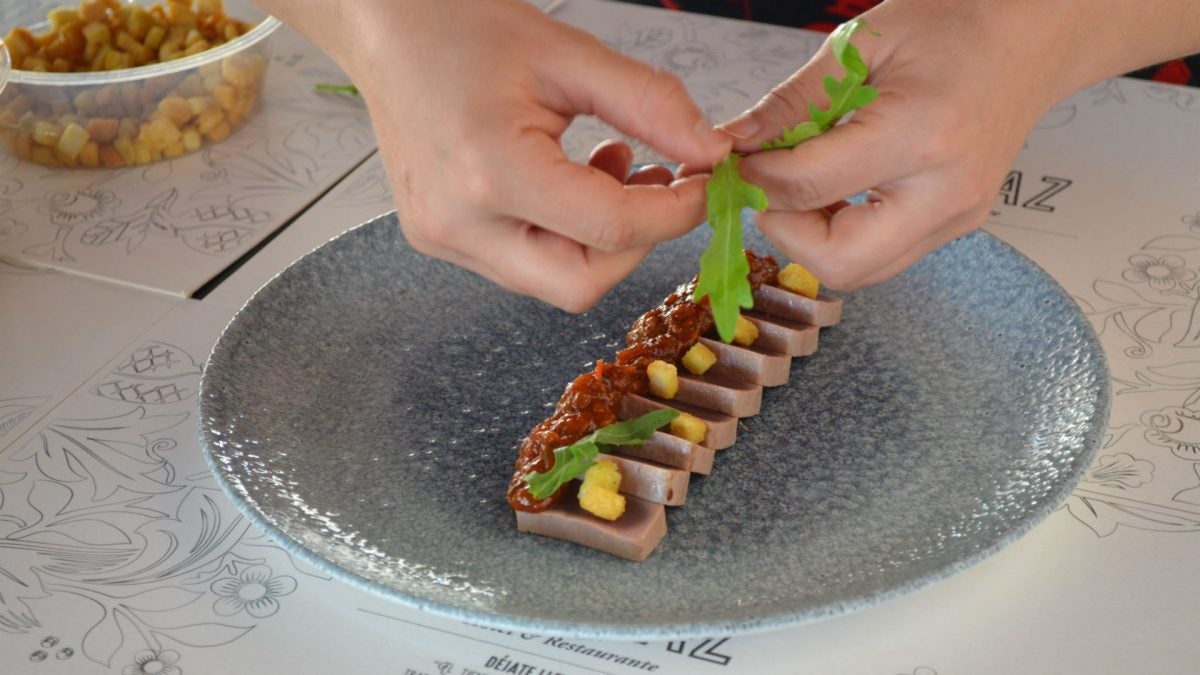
[720,23,882,153]
[545,38,731,166]
[720,58,834,153]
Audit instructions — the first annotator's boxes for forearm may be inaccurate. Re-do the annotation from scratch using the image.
[975,0,1200,97]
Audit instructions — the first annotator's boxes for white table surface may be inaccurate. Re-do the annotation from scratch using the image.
[2,2,1199,673]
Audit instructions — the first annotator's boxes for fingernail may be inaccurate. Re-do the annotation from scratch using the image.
[719,114,760,140]
[693,118,731,150]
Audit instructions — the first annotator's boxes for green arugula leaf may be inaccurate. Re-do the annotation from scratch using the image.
[694,19,876,342]
[523,409,679,500]
[524,440,601,500]
[694,154,766,342]
[590,408,680,446]
[763,19,877,150]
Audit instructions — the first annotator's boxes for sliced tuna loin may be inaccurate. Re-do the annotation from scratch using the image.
[753,285,842,327]
[597,452,690,505]
[515,485,667,562]
[612,430,715,475]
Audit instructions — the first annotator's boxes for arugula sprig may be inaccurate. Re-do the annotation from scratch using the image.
[523,409,679,500]
[762,20,878,150]
[694,19,877,342]
[695,155,766,342]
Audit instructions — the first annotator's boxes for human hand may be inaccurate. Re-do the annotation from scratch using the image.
[719,0,1079,290]
[297,0,730,311]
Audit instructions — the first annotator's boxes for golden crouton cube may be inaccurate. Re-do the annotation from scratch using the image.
[157,96,194,127]
[681,342,717,375]
[669,412,707,445]
[733,315,759,347]
[646,359,679,400]
[578,460,625,521]
[86,117,119,144]
[33,121,63,148]
[56,122,90,159]
[181,126,203,152]
[143,25,166,51]
[779,263,820,299]
[79,141,100,168]
[99,144,126,167]
[583,459,621,493]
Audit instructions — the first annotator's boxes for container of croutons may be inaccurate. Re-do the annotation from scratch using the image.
[0,0,279,168]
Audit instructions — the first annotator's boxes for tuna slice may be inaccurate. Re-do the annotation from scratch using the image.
[612,430,715,475]
[597,452,690,505]
[620,394,738,449]
[674,371,762,417]
[753,285,842,327]
[515,484,667,562]
[698,337,792,387]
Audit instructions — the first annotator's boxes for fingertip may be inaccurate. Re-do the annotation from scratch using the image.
[587,139,634,181]
[627,164,674,186]
[692,119,734,162]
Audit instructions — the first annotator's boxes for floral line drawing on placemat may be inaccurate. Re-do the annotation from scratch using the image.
[0,397,51,445]
[0,340,324,671]
[1080,211,1200,359]
[1064,208,1200,537]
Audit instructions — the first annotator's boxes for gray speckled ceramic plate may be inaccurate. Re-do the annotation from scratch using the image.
[200,212,1109,640]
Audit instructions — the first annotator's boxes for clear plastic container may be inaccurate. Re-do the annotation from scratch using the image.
[0,0,279,168]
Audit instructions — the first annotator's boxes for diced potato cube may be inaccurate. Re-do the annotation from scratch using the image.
[166,0,196,25]
[212,83,238,111]
[187,96,214,116]
[56,122,90,159]
[778,263,821,299]
[79,0,110,24]
[33,121,63,147]
[143,25,166,50]
[31,146,58,166]
[82,22,111,46]
[181,126,203,152]
[579,486,625,522]
[86,118,120,144]
[646,359,678,400]
[133,142,153,165]
[157,96,194,127]
[578,460,625,521]
[15,132,35,160]
[162,139,185,159]
[141,116,182,150]
[48,8,80,30]
[99,144,125,167]
[184,38,211,56]
[158,44,182,62]
[115,30,140,53]
[196,0,225,18]
[4,95,33,118]
[125,6,153,40]
[669,412,707,445]
[79,141,101,168]
[220,55,255,87]
[195,107,225,134]
[583,459,621,493]
[118,117,140,139]
[681,342,717,375]
[102,49,131,70]
[203,120,232,142]
[113,134,136,164]
[4,27,38,65]
[732,315,760,347]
